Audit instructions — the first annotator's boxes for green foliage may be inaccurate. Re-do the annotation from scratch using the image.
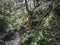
[0,0,27,32]
[0,0,60,45]
[20,11,60,45]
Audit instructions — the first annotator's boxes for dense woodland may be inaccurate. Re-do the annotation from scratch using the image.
[0,0,60,45]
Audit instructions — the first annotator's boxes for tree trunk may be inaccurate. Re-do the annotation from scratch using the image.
[25,0,29,13]
[13,32,20,45]
[13,26,25,45]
